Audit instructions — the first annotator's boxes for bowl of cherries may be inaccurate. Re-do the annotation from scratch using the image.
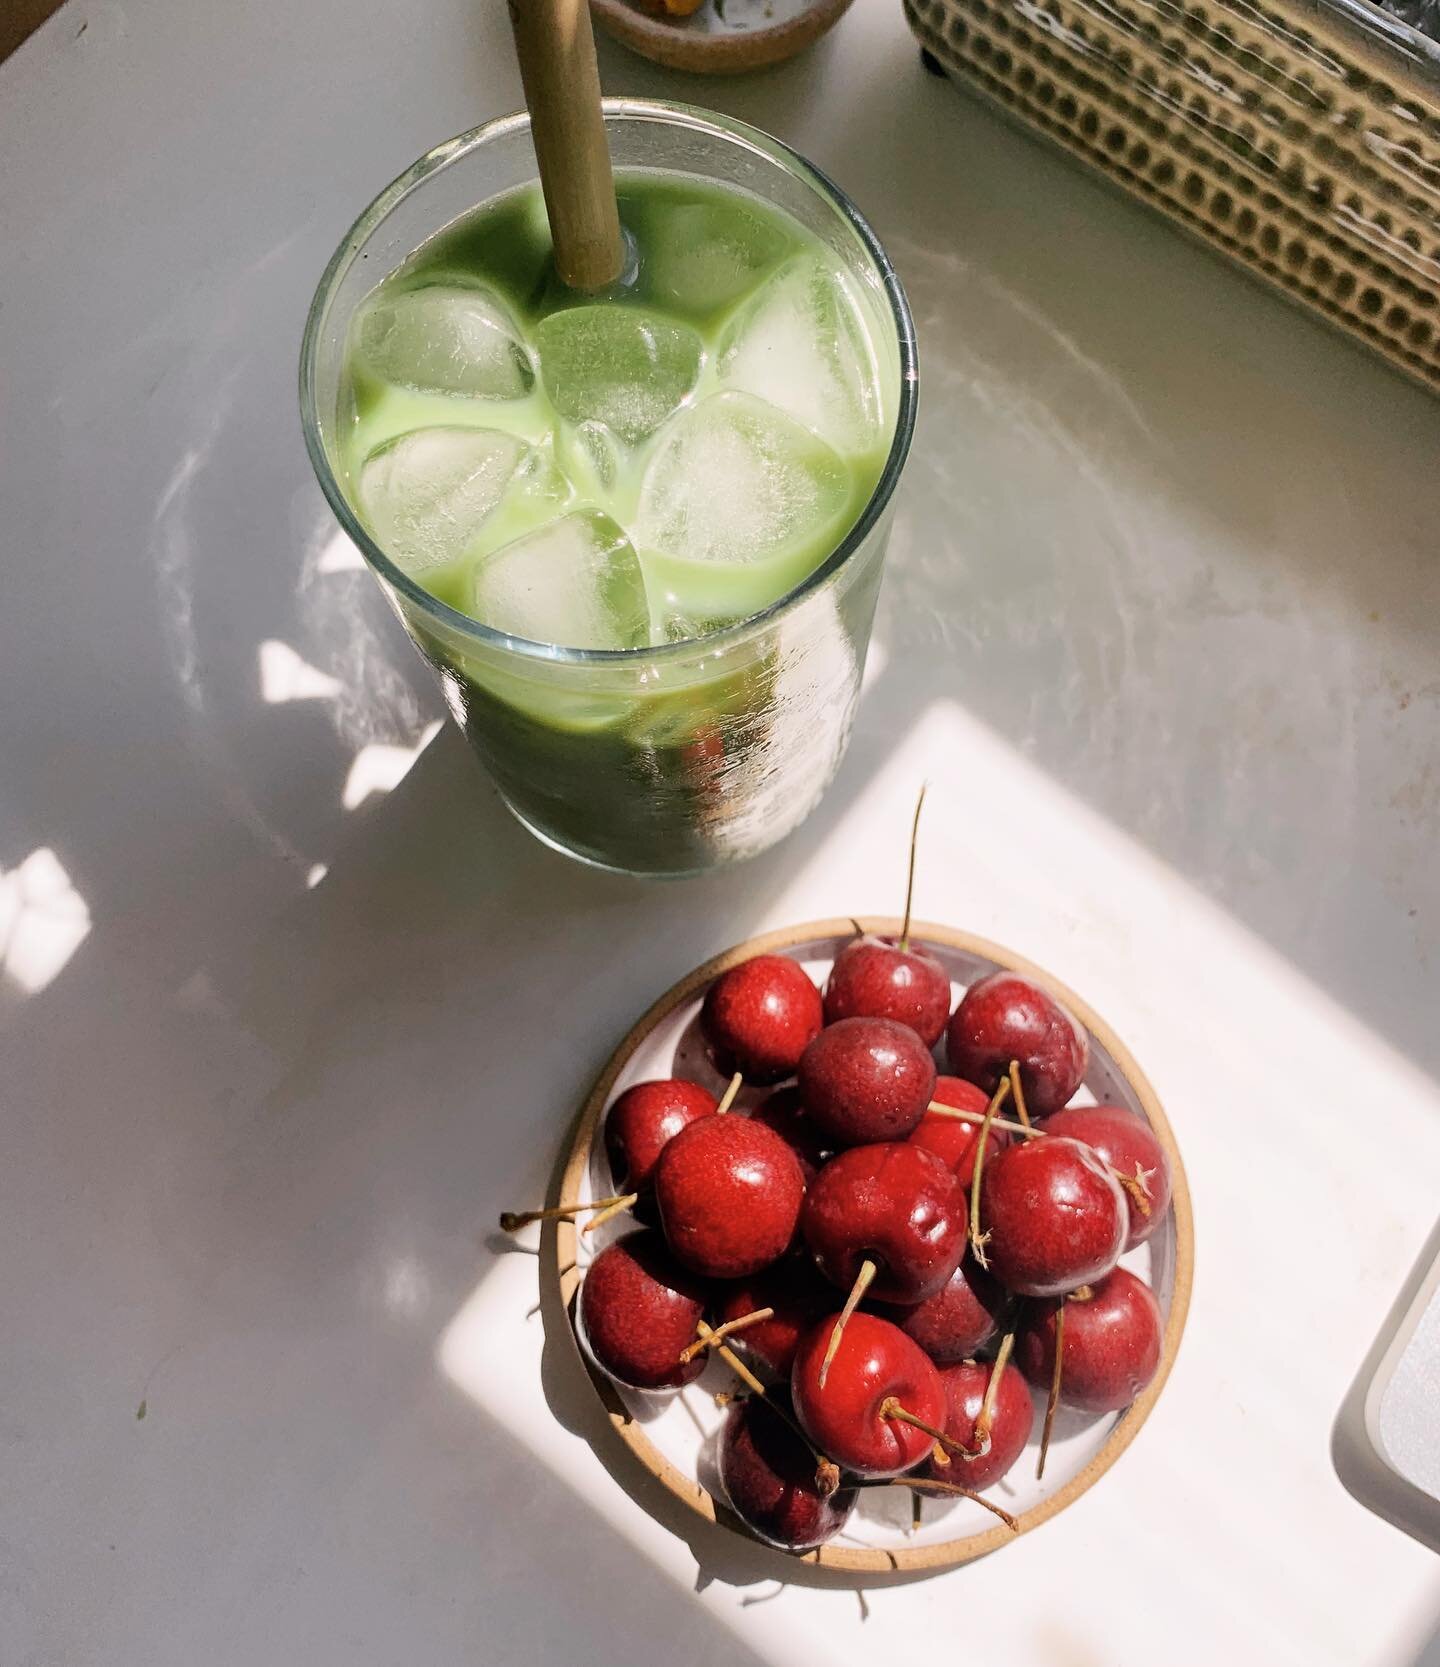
[502,885,1192,1570]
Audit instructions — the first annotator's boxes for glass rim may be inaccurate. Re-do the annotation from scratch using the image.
[299,96,918,668]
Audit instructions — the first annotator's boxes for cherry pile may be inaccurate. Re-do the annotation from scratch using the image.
[501,798,1171,1556]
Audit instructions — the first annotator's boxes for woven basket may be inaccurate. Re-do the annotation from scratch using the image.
[904,0,1440,393]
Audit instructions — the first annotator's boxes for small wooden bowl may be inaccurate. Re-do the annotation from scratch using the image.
[547,918,1194,1573]
[590,0,855,75]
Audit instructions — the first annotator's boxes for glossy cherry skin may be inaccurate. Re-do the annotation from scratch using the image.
[924,1359,1034,1491]
[799,1017,937,1146]
[1015,1267,1162,1412]
[1040,1105,1171,1249]
[701,955,823,1083]
[604,1079,719,1195]
[908,1075,1013,1187]
[718,1395,858,1551]
[792,1311,946,1478]
[749,1086,829,1185]
[879,1258,1009,1364]
[655,1114,805,1279]
[802,1142,968,1304]
[718,1259,832,1377]
[577,1230,708,1391]
[822,935,952,1046]
[979,1137,1127,1297]
[946,972,1088,1117]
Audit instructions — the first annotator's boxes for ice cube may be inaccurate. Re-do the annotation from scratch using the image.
[555,418,624,504]
[644,198,790,315]
[534,305,702,444]
[356,282,535,400]
[469,510,651,650]
[717,256,881,455]
[634,391,850,576]
[357,426,536,574]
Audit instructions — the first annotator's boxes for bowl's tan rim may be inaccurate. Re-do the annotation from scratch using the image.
[547,917,1195,1574]
[589,0,855,75]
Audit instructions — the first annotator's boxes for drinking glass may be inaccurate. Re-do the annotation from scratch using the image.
[301,99,917,876]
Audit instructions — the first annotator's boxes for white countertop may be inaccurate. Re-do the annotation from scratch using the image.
[4,2,1440,1662]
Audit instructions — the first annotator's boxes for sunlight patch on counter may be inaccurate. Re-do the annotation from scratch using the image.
[0,848,91,995]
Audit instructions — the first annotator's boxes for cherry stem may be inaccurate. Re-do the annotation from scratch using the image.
[715,1071,744,1115]
[967,1076,1012,1269]
[581,1193,639,1235]
[879,1396,969,1463]
[972,1330,1014,1456]
[897,1478,1020,1532]
[678,1305,774,1365]
[692,1320,767,1396]
[499,1193,634,1232]
[898,782,927,951]
[1037,1299,1064,1480]
[818,1257,878,1389]
[925,1101,1040,1141]
[1007,1059,1031,1129]
[911,1490,923,1533]
[849,917,867,940]
[1116,1162,1154,1217]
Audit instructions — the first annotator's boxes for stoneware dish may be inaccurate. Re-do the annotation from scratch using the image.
[590,0,855,74]
[544,917,1194,1572]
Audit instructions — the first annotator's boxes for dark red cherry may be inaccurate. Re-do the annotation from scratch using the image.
[924,1358,1034,1491]
[880,1258,1008,1364]
[791,1310,946,1478]
[701,955,822,1083]
[978,1137,1126,1297]
[604,1079,719,1194]
[908,1075,1012,1186]
[577,1230,708,1391]
[799,1017,937,1146]
[822,934,952,1046]
[655,1114,804,1279]
[802,1142,968,1304]
[946,972,1088,1117]
[1041,1104,1171,1249]
[1015,1267,1162,1412]
[718,1395,857,1551]
[717,1259,832,1377]
[749,1086,829,1184]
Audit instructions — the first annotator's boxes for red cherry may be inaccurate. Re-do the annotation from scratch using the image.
[1015,1267,1162,1412]
[979,1137,1126,1297]
[577,1230,708,1391]
[718,1259,832,1377]
[822,935,952,1046]
[946,972,1088,1117]
[655,1114,804,1279]
[908,1075,1013,1186]
[803,1143,968,1304]
[792,1310,946,1478]
[924,1358,1034,1491]
[799,1017,937,1146]
[880,1258,1008,1364]
[604,1079,719,1194]
[718,1395,858,1551]
[701,955,822,1083]
[1040,1104,1171,1249]
[749,1085,829,1184]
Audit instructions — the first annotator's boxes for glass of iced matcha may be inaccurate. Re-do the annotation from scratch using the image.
[301,100,916,875]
